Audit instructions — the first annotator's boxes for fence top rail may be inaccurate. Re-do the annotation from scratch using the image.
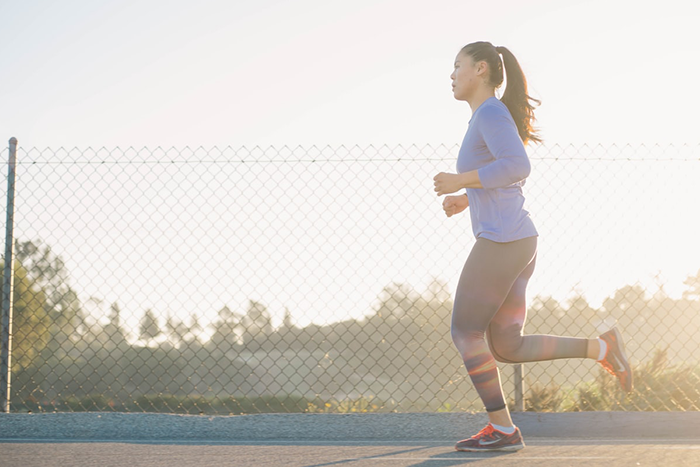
[1,142,700,164]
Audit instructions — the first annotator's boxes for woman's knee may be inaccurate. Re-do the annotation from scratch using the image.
[488,325,524,363]
[489,342,517,363]
[451,325,486,360]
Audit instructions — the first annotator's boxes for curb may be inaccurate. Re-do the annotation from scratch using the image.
[1,412,699,442]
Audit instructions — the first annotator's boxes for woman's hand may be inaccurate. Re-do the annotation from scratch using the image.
[442,194,469,217]
[433,172,464,195]
[433,170,483,194]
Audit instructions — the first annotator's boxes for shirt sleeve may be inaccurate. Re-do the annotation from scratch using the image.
[475,105,531,189]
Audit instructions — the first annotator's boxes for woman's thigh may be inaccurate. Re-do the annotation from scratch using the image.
[452,236,537,335]
[486,253,537,361]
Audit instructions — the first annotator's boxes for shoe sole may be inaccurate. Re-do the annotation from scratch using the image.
[608,327,633,392]
[455,442,526,452]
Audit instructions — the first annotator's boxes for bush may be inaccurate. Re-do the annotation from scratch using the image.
[566,348,700,411]
[522,382,565,412]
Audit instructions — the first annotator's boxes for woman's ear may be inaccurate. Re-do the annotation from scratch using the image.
[476,60,488,77]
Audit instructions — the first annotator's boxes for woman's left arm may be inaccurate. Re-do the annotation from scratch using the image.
[476,107,531,189]
[433,105,530,196]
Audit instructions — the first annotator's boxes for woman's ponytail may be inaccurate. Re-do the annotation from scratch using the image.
[495,46,542,145]
[460,42,542,145]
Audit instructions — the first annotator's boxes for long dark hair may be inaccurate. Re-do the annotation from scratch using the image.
[460,41,542,145]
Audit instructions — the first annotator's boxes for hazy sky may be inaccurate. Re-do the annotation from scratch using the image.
[1,1,699,332]
[2,0,699,149]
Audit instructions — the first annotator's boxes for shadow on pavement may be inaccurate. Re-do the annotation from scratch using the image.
[300,446,513,467]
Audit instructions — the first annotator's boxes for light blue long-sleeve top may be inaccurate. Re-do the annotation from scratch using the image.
[456,96,538,242]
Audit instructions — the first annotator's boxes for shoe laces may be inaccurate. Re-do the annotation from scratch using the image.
[473,424,495,439]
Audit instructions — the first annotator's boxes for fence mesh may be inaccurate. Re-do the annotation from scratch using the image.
[1,142,699,414]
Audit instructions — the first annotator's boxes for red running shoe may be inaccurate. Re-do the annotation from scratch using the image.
[455,423,525,452]
[598,327,633,393]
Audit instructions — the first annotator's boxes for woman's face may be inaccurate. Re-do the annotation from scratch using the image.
[450,52,485,101]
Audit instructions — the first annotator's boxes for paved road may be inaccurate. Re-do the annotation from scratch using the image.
[2,438,700,466]
[2,412,700,466]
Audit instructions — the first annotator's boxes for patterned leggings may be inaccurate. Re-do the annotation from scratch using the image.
[450,236,588,412]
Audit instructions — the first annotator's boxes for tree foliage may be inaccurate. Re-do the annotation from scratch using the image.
[6,237,700,414]
[0,261,51,372]
[14,240,83,351]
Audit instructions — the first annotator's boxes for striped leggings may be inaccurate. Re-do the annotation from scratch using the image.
[450,236,588,412]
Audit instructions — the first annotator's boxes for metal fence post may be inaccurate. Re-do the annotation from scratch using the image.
[1,137,17,413]
[513,364,524,412]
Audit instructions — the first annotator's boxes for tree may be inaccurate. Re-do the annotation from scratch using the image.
[81,297,128,349]
[373,282,419,321]
[603,285,648,322]
[14,240,83,352]
[164,311,188,349]
[282,308,295,329]
[426,278,451,304]
[102,302,128,349]
[567,292,597,321]
[185,314,203,344]
[242,300,272,343]
[530,295,565,318]
[139,309,162,345]
[210,306,242,348]
[682,269,700,301]
[421,278,453,328]
[0,261,51,372]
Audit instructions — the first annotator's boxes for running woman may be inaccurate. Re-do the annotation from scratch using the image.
[433,41,633,452]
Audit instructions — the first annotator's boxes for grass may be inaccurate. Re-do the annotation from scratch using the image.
[518,348,700,412]
[15,349,699,414]
[16,394,393,415]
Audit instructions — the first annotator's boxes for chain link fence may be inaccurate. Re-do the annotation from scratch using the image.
[1,141,699,414]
